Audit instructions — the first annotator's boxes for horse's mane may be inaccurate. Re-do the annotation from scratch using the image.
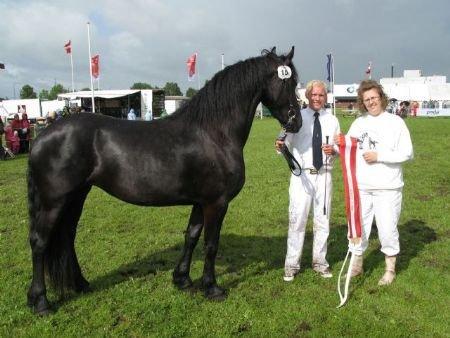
[170,50,297,128]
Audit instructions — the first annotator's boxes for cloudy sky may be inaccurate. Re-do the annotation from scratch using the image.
[1,0,449,98]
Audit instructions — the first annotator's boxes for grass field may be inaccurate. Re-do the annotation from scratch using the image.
[0,116,449,337]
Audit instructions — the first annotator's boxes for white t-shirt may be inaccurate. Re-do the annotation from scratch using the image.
[347,111,413,190]
[285,107,341,169]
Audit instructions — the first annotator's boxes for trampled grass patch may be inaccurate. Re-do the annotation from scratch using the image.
[0,117,449,336]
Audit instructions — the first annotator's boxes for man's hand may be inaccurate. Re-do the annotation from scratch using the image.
[363,151,378,163]
[322,144,335,156]
[275,139,284,152]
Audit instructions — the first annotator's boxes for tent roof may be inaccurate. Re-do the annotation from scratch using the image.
[58,89,141,100]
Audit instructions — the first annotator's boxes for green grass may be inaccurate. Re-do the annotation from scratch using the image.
[0,117,449,337]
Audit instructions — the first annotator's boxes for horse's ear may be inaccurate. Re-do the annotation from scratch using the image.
[270,46,277,54]
[285,46,295,64]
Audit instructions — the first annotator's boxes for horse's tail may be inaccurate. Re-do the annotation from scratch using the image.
[27,163,39,244]
[28,161,82,294]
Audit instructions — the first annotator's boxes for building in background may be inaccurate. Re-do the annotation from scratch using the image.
[380,70,450,117]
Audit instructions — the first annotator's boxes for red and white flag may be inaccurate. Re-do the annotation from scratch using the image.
[186,53,197,81]
[339,135,362,243]
[91,54,100,78]
[64,40,72,54]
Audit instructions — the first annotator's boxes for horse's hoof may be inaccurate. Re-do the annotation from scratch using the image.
[204,285,227,301]
[173,275,193,290]
[35,307,53,316]
[31,296,52,316]
[75,280,92,293]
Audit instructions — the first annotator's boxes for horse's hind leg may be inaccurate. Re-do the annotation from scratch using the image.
[60,186,92,293]
[27,186,91,315]
[27,202,65,315]
[202,200,228,300]
[173,204,203,289]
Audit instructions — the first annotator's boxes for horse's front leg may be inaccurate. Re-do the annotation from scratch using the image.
[202,200,228,300]
[173,204,203,289]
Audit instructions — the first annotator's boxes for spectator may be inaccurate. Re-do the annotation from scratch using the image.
[21,113,31,153]
[5,125,20,154]
[127,108,137,120]
[145,109,153,121]
[0,118,4,160]
[11,113,22,131]
[46,111,56,127]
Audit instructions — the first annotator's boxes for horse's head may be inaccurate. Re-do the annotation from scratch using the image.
[260,46,302,133]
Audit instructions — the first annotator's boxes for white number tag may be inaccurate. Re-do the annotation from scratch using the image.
[277,65,292,80]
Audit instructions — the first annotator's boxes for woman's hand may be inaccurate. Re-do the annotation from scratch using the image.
[363,151,378,163]
[334,134,343,146]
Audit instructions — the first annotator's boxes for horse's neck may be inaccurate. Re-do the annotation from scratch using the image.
[224,89,262,149]
[236,94,262,147]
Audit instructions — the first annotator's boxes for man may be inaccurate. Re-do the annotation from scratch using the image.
[276,80,340,281]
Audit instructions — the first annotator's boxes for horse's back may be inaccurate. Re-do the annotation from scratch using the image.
[29,113,245,207]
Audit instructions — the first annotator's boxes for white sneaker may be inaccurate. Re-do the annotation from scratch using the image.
[283,269,298,282]
[314,267,333,278]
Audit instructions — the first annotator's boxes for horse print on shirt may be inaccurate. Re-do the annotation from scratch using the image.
[357,132,378,150]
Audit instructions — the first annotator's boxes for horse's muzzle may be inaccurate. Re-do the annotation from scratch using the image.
[283,110,302,133]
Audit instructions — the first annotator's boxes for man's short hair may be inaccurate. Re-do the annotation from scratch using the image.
[305,80,328,97]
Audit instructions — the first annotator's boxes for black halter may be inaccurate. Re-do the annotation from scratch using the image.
[274,67,302,175]
[277,73,298,132]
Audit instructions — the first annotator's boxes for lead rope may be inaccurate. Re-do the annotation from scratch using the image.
[337,249,355,308]
[277,126,302,176]
[280,143,302,176]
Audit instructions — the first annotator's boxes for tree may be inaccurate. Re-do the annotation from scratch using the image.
[39,89,49,100]
[163,82,182,96]
[186,87,198,98]
[48,84,68,100]
[130,82,154,90]
[20,85,37,99]
[81,87,90,91]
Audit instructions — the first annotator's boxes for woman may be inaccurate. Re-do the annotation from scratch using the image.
[21,113,31,152]
[336,80,413,286]
[4,124,20,154]
[11,113,22,131]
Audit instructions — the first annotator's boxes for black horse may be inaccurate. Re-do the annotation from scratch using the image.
[27,47,301,315]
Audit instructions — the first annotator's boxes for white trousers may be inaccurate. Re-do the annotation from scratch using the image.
[285,169,332,271]
[349,188,402,256]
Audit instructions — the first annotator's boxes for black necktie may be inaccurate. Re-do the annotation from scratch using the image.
[312,112,323,170]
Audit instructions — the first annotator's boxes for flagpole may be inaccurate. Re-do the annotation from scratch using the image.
[332,54,335,115]
[221,53,224,70]
[70,51,74,92]
[197,53,200,90]
[87,22,95,113]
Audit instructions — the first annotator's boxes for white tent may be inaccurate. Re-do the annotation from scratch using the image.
[58,89,140,100]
